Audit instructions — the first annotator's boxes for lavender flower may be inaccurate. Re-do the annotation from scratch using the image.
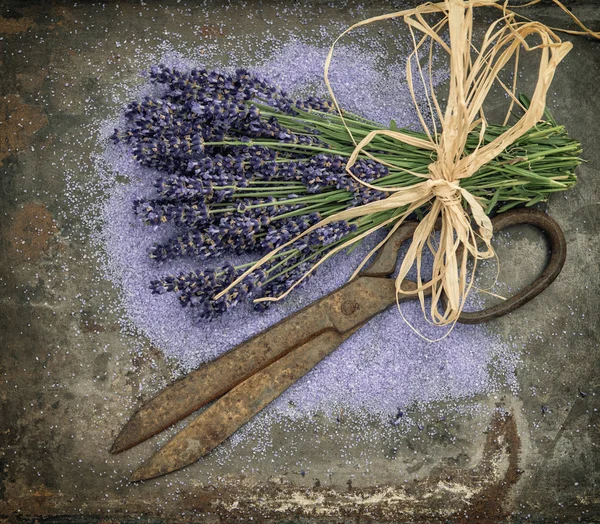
[261,213,322,250]
[133,198,209,227]
[150,264,265,319]
[147,197,310,263]
[113,67,401,320]
[150,214,358,317]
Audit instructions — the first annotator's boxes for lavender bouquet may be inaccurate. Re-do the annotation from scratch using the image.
[111,65,580,320]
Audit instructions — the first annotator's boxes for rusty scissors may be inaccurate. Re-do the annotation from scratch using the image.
[111,208,566,481]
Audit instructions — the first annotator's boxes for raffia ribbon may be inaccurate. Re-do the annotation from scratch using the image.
[217,0,597,327]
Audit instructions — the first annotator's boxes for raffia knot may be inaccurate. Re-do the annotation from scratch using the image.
[426,177,462,204]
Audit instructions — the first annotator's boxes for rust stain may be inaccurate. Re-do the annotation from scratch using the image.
[107,52,122,65]
[80,322,106,333]
[49,5,76,29]
[31,485,56,498]
[341,300,361,316]
[0,94,49,166]
[16,69,48,94]
[0,15,34,35]
[198,25,227,38]
[5,203,58,261]
[447,411,522,522]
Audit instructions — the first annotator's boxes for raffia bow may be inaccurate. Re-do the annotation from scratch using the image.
[217,0,597,328]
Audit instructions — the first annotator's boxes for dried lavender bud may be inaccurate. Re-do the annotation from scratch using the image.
[134,198,209,227]
[306,220,358,248]
[335,158,390,204]
[261,213,322,250]
[299,154,347,193]
[151,264,266,319]
[150,198,307,263]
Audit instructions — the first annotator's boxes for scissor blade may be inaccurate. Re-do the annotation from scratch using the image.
[129,276,416,480]
[129,328,354,481]
[112,275,400,454]
[111,296,338,454]
[114,275,405,454]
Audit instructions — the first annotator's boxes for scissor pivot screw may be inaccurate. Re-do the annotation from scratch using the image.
[341,301,361,316]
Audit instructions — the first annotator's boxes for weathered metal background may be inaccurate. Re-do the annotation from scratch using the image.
[1,1,598,522]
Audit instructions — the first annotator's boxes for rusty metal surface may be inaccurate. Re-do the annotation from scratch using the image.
[160,409,526,522]
[129,330,355,481]
[1,1,599,522]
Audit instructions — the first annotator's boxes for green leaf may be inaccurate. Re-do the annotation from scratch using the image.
[497,200,523,213]
[389,119,398,131]
[485,188,502,214]
[525,194,546,207]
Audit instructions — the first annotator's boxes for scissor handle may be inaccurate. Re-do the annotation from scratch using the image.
[362,208,567,323]
[458,207,567,324]
[361,221,419,277]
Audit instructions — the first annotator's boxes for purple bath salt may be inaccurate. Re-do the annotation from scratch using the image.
[253,41,449,129]
[91,39,520,431]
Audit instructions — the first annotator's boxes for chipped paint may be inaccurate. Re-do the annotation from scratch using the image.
[436,480,477,499]
[0,15,34,35]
